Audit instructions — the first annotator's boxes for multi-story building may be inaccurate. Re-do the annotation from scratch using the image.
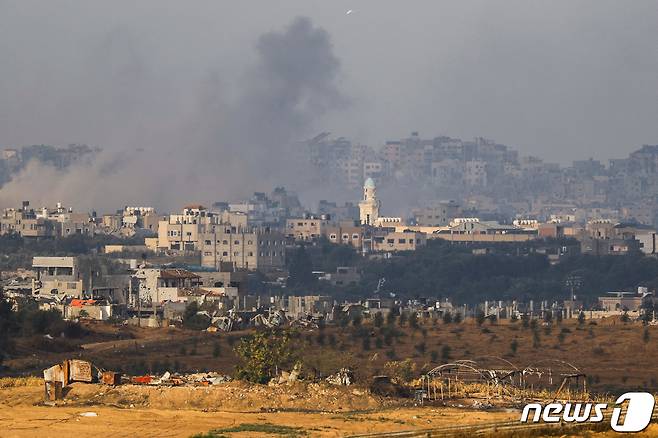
[324,221,363,248]
[285,215,331,242]
[413,201,461,226]
[200,227,286,271]
[157,205,247,251]
[371,230,427,252]
[1,202,56,238]
[32,256,83,298]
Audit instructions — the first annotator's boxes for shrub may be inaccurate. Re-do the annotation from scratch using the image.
[384,359,417,383]
[234,329,296,384]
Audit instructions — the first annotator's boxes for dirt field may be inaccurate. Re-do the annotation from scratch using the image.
[4,317,658,436]
[0,382,518,437]
[5,317,658,394]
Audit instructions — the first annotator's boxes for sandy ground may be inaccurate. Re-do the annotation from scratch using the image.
[0,405,522,437]
[0,383,518,437]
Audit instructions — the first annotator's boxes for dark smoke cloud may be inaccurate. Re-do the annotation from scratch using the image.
[0,16,348,212]
[192,16,348,198]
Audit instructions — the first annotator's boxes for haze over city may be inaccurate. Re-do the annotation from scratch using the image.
[3,3,658,437]
[0,0,657,211]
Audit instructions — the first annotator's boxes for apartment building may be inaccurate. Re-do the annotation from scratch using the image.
[157,205,247,251]
[285,215,331,242]
[200,227,286,271]
[1,203,56,238]
[324,221,363,248]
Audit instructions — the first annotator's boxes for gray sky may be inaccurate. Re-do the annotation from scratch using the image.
[0,1,656,209]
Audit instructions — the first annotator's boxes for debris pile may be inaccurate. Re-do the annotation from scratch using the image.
[131,371,232,386]
[326,368,354,386]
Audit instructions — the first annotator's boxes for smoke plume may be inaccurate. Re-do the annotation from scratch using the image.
[0,16,347,212]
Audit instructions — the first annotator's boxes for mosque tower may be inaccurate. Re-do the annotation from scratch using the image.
[359,177,380,225]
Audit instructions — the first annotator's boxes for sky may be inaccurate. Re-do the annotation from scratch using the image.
[0,1,656,210]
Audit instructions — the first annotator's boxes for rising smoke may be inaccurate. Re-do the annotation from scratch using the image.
[0,16,347,212]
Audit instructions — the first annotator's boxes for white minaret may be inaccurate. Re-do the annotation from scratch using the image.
[359,177,380,225]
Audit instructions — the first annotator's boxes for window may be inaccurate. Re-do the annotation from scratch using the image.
[222,251,228,256]
[352,234,359,239]
[233,251,239,256]
[248,252,253,256]
[234,240,240,245]
[222,240,228,244]
[205,240,211,245]
[387,239,394,244]
[398,239,406,244]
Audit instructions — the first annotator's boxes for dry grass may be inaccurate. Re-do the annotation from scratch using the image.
[0,376,42,388]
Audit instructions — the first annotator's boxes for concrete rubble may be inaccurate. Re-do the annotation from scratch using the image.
[42,358,233,401]
[326,368,354,386]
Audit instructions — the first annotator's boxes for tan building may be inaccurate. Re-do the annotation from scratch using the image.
[157,205,247,251]
[32,256,83,298]
[325,222,363,248]
[200,227,286,271]
[132,268,202,304]
[1,203,56,238]
[372,230,427,252]
[285,216,330,242]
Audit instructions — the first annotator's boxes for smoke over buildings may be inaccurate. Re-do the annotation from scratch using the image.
[0,16,347,211]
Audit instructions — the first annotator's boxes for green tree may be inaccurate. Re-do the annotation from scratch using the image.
[510,339,518,355]
[234,329,295,384]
